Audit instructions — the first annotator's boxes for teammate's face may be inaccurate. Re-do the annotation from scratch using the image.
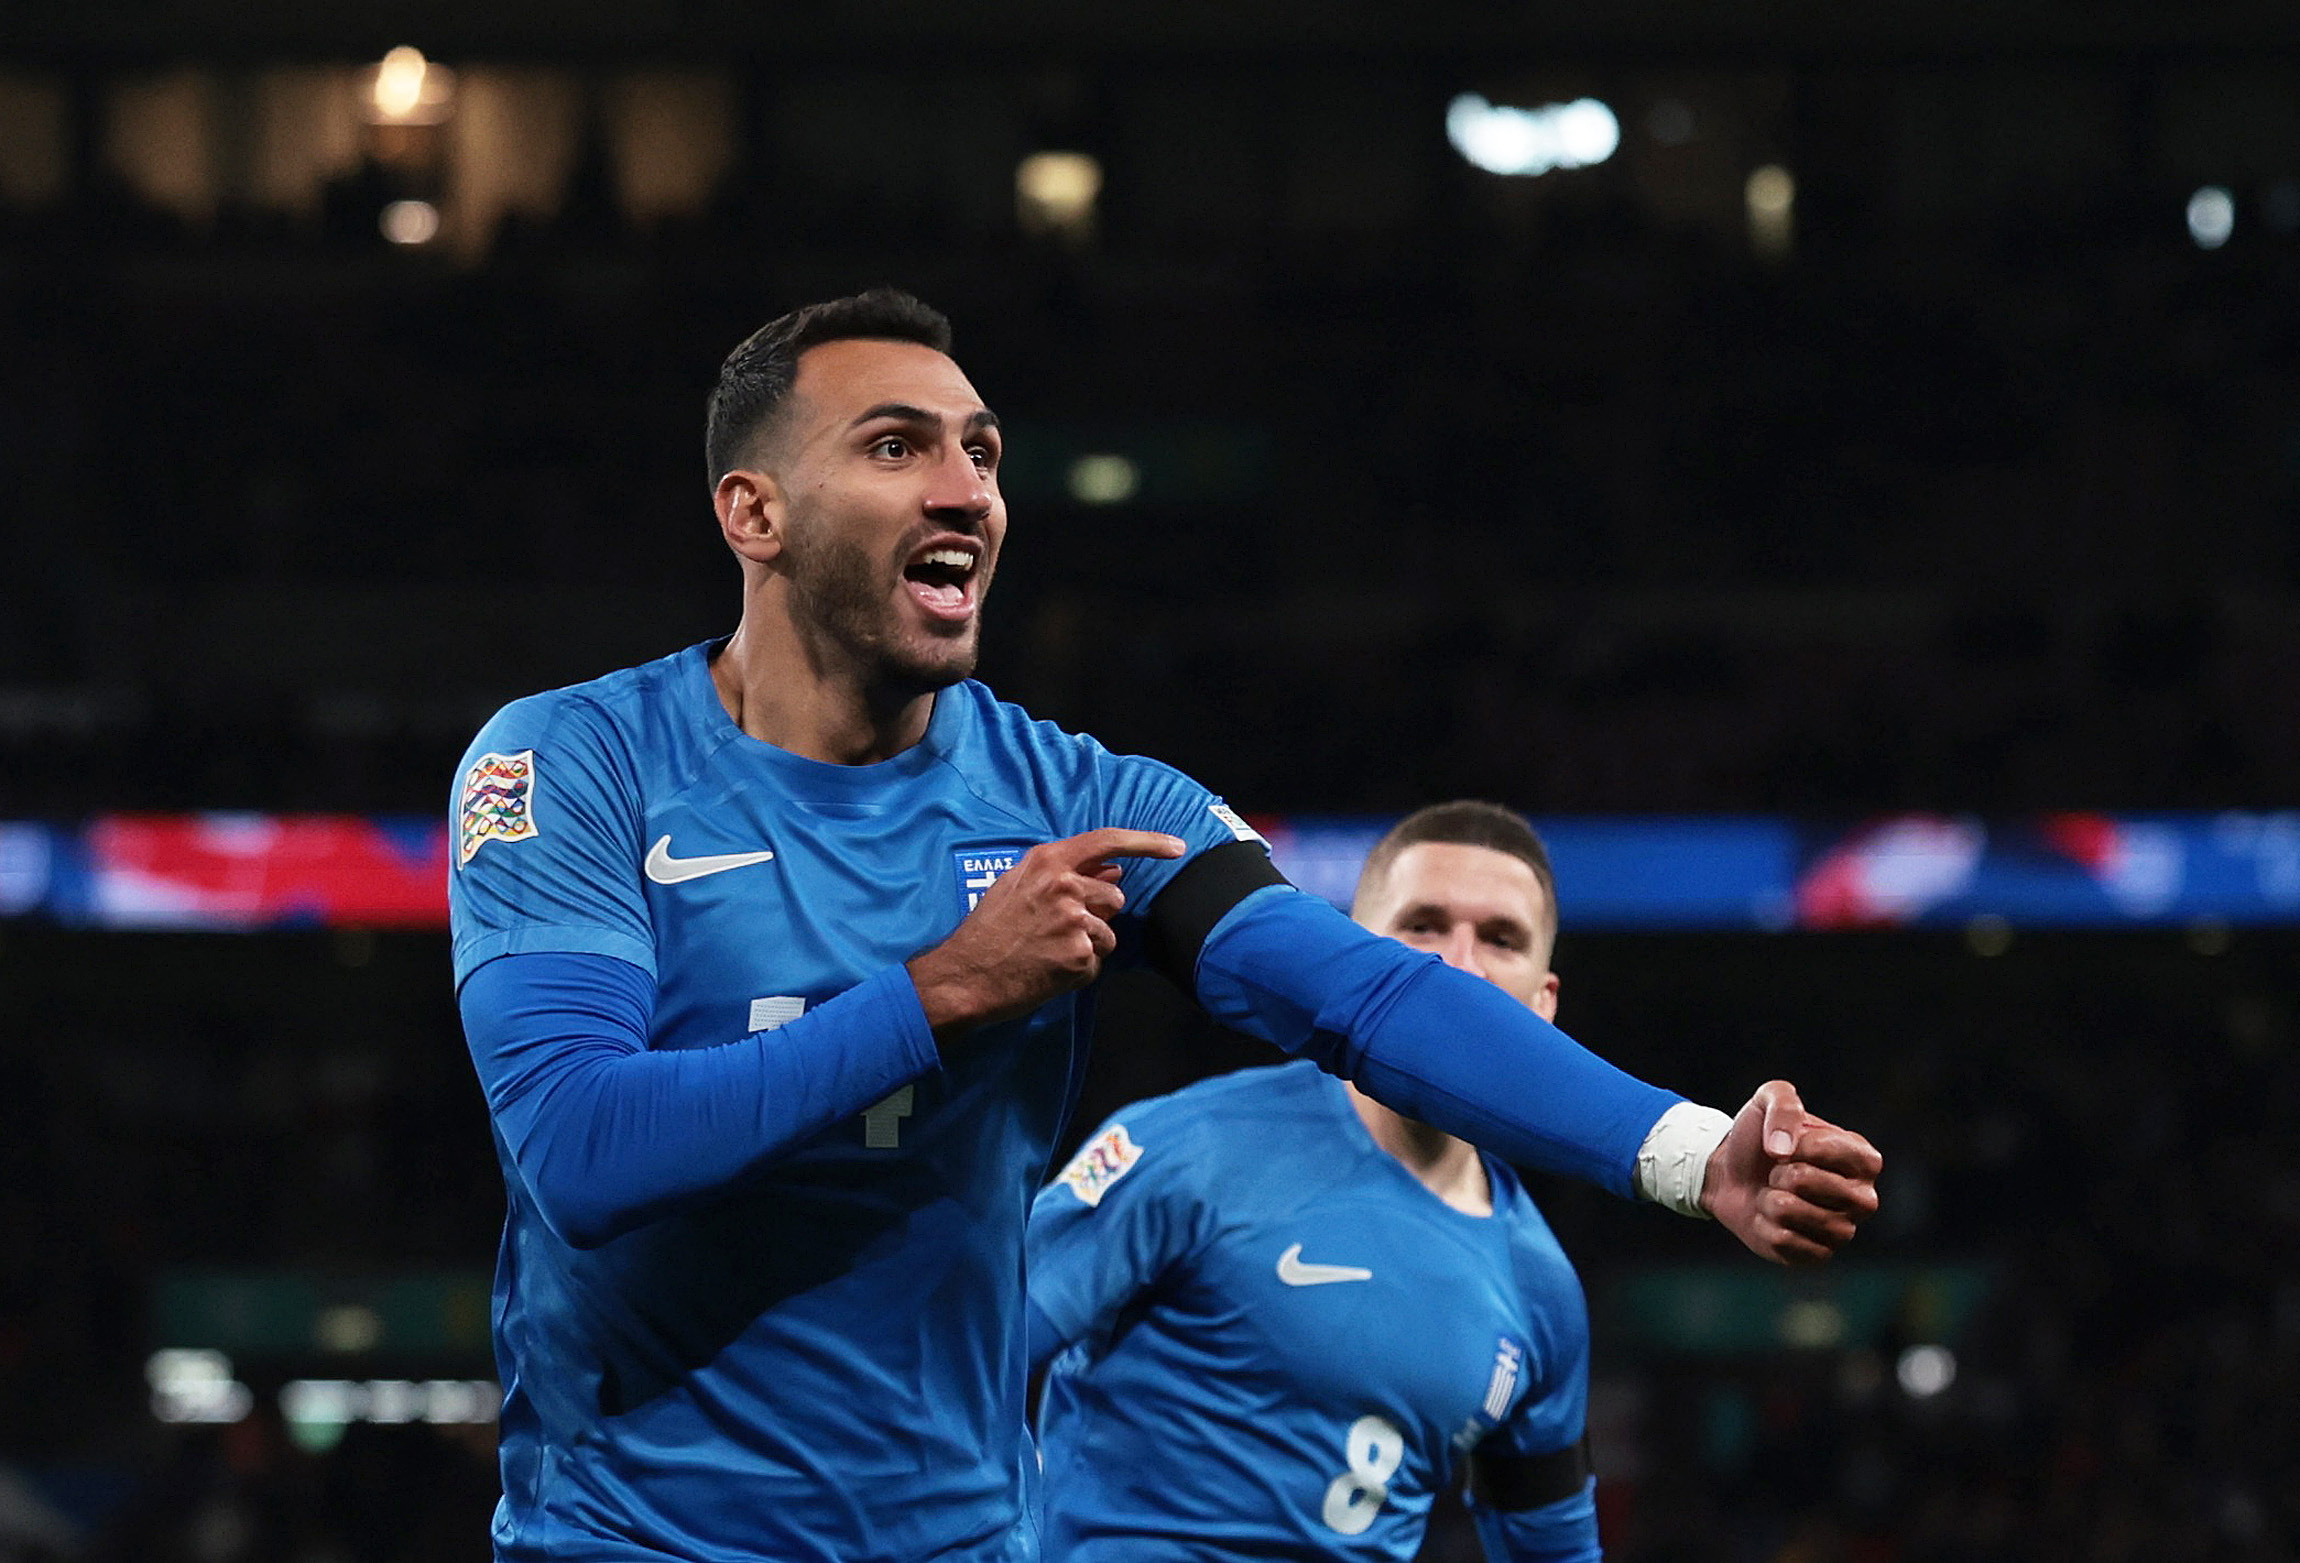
[1355,842,1559,1018]
[772,337,1005,689]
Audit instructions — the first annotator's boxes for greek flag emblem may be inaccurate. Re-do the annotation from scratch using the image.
[952,845,1030,915]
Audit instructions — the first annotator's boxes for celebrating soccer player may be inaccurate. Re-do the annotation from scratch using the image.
[447,290,1882,1561]
[1028,802,1872,1559]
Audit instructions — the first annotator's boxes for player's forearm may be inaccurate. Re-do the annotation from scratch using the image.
[1192,889,1679,1197]
[460,952,938,1247]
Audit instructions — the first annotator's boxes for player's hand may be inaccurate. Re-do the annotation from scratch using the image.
[1700,1080,1882,1266]
[907,828,1187,1042]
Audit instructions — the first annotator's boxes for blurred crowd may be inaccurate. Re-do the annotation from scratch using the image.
[1,155,2296,820]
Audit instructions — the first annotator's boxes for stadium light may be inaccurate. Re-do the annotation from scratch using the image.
[146,1348,254,1424]
[315,1302,385,1352]
[1896,1344,1957,1398]
[1445,95,1619,178]
[283,1377,500,1452]
[2187,186,2235,250]
[1017,151,1102,241]
[379,199,440,246]
[1777,1298,1847,1349]
[364,46,456,127]
[1066,454,1140,505]
[1746,164,1795,260]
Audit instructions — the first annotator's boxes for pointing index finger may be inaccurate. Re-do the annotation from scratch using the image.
[1050,828,1190,869]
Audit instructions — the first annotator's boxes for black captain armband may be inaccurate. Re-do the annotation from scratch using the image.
[1467,1433,1594,1512]
[1144,840,1290,991]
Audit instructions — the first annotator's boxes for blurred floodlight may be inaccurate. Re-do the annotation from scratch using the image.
[1017,151,1102,239]
[1746,164,1794,218]
[284,1378,499,1439]
[1746,164,1795,260]
[316,1302,384,1353]
[1897,1344,1957,1398]
[380,199,440,246]
[1778,1298,1848,1349]
[2187,186,2235,249]
[146,1348,255,1424]
[1446,94,1619,178]
[1067,454,1141,505]
[365,47,456,127]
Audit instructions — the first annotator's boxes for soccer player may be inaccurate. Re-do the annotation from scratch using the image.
[1029,801,1795,1559]
[447,290,1882,1561]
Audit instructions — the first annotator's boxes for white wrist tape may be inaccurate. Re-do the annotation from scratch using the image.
[1635,1102,1735,1218]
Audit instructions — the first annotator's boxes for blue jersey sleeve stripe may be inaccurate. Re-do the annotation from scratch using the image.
[452,922,658,987]
[1191,888,1681,1198]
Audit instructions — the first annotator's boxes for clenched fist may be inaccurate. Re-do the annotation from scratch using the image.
[1703,1080,1884,1266]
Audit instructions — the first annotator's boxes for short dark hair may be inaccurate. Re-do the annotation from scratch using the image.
[1354,800,1559,944]
[704,288,955,487]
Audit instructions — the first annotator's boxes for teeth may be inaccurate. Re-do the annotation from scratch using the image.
[919,548,976,573]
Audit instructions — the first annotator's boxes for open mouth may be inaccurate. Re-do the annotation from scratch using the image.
[902,543,981,621]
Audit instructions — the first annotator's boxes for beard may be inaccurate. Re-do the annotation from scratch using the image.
[784,526,982,694]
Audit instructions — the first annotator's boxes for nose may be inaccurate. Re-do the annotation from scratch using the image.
[924,445,994,527]
[1433,927,1487,980]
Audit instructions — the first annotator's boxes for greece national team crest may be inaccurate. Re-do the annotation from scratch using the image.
[1056,1124,1143,1207]
[1453,1335,1528,1450]
[952,844,1030,915]
[458,749,540,868]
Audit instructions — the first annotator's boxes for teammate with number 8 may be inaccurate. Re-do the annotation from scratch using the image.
[1028,802,1875,1559]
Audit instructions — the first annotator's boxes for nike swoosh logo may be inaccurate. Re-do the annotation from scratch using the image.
[1276,1243,1373,1287]
[643,836,776,885]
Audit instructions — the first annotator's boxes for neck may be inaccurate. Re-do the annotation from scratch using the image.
[712,604,936,765]
[1344,1082,1492,1217]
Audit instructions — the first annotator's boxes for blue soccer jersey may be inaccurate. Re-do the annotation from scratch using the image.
[447,641,1254,1561]
[1029,1061,1598,1562]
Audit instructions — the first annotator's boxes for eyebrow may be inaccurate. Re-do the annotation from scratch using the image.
[848,402,1002,436]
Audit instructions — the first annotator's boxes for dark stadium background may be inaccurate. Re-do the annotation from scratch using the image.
[2,3,2297,1557]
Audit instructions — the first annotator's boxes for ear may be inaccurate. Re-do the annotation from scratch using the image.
[714,468,785,564]
[1533,971,1560,1023]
